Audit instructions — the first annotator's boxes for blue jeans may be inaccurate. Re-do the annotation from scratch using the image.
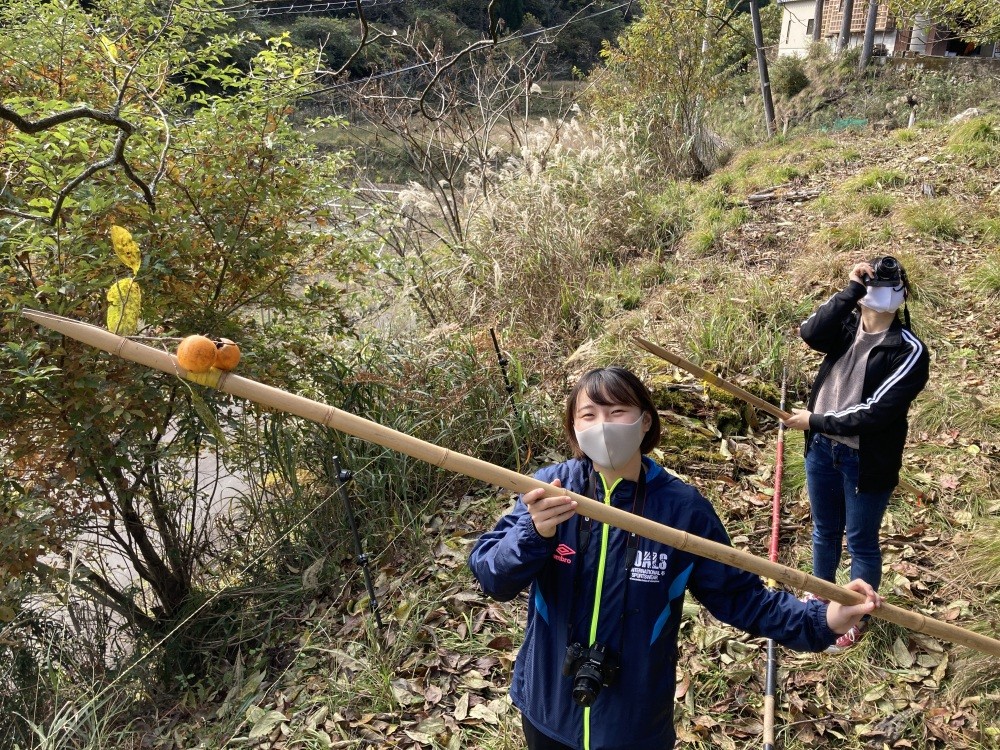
[806,434,893,591]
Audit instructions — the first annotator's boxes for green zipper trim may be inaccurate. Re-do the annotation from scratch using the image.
[583,473,620,750]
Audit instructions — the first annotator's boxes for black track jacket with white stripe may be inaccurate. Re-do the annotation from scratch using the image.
[800,280,930,492]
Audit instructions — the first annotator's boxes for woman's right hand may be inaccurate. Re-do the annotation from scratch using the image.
[850,261,874,286]
[523,478,577,538]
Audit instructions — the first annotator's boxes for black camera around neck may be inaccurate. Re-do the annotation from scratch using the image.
[562,641,619,707]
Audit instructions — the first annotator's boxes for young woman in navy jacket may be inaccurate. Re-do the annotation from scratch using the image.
[470,367,879,750]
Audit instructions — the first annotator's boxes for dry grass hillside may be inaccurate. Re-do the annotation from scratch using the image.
[146,115,1000,750]
[611,116,1000,749]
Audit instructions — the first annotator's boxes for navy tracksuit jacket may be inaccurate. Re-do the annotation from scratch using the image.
[469,457,837,750]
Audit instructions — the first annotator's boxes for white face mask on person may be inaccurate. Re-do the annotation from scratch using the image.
[574,416,646,470]
[858,285,905,313]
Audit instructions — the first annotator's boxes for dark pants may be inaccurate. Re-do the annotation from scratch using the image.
[522,715,575,750]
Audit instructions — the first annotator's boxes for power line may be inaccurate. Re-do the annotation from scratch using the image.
[227,0,404,20]
[312,1,632,94]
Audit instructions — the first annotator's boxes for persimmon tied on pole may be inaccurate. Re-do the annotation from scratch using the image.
[21,309,1000,659]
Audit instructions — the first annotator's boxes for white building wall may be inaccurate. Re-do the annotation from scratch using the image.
[778,2,901,57]
[842,30,898,53]
[907,15,933,54]
[778,0,818,57]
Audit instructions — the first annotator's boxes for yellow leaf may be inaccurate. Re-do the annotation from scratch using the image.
[100,35,118,62]
[106,278,142,335]
[110,224,141,274]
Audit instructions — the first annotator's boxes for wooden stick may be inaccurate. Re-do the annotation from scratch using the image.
[22,309,1000,658]
[747,186,822,206]
[635,336,789,419]
[633,335,925,499]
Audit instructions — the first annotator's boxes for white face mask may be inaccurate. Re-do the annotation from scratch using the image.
[574,415,646,470]
[858,285,905,313]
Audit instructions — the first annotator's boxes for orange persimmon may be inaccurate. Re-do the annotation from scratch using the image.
[213,338,241,371]
[176,334,217,373]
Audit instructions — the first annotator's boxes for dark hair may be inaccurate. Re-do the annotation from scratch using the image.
[563,367,662,459]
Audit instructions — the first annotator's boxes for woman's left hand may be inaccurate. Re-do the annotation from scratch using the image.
[781,408,812,431]
[825,579,883,634]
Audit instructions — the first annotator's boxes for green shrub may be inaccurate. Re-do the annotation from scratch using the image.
[588,2,736,176]
[947,116,1000,167]
[843,167,908,192]
[965,253,1000,298]
[770,55,811,98]
[841,147,863,163]
[836,46,862,75]
[818,222,868,252]
[899,199,963,239]
[460,123,676,345]
[811,194,843,218]
[688,225,722,256]
[678,275,814,382]
[861,193,894,216]
[645,181,695,249]
[976,216,1000,243]
[755,163,803,188]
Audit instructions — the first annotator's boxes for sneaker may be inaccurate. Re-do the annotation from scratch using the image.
[826,620,867,653]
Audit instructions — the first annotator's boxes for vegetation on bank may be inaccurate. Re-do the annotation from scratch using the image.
[223,0,630,79]
[3,0,1000,748]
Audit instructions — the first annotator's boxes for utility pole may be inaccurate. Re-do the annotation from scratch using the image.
[858,0,879,71]
[749,0,776,138]
[838,0,856,52]
[812,0,825,42]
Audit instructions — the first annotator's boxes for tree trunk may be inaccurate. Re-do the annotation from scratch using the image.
[812,0,825,42]
[750,0,776,137]
[702,0,712,54]
[838,0,855,52]
[858,0,879,70]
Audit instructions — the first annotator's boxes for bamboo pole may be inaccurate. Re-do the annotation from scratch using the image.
[633,336,925,499]
[21,309,1000,659]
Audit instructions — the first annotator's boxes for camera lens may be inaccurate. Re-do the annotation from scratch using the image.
[874,256,900,280]
[572,664,604,707]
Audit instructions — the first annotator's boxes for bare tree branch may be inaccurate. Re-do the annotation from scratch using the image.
[0,102,155,224]
[36,559,157,631]
[0,102,135,134]
[305,0,391,92]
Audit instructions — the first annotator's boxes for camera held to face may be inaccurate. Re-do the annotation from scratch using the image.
[562,642,619,707]
[863,255,903,287]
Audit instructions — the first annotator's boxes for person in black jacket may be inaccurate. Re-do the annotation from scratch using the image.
[782,257,929,652]
[471,366,881,750]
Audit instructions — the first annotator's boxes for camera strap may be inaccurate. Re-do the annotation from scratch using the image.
[567,468,647,647]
